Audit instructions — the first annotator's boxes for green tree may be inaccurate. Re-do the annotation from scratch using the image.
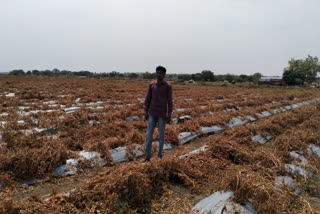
[214,75,224,82]
[142,72,155,79]
[251,72,262,83]
[178,74,192,81]
[32,70,40,75]
[74,71,92,76]
[225,73,235,83]
[201,70,214,81]
[283,55,320,85]
[109,71,120,78]
[128,73,138,79]
[191,73,202,81]
[60,70,73,76]
[9,69,25,75]
[41,70,53,76]
[100,72,109,78]
[166,73,177,80]
[52,68,60,75]
[239,74,250,82]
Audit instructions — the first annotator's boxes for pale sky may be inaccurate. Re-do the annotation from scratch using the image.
[0,0,319,75]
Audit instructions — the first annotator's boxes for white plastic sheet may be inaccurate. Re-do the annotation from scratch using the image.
[5,93,15,97]
[227,117,247,128]
[191,191,255,214]
[109,146,127,163]
[275,176,300,195]
[179,145,208,159]
[178,132,198,144]
[201,125,225,135]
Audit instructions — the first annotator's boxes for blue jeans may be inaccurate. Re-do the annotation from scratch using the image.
[145,114,166,159]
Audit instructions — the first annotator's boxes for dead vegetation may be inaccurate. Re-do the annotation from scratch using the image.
[0,76,320,213]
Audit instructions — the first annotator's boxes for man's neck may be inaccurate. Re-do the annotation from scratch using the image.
[157,79,164,85]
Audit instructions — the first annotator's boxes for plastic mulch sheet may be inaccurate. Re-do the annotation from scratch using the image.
[191,191,255,214]
[178,132,198,144]
[201,125,225,135]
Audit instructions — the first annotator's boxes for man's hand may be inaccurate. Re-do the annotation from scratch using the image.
[166,116,171,124]
[145,114,149,121]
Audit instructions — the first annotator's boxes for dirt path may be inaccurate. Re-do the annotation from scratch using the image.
[13,168,101,200]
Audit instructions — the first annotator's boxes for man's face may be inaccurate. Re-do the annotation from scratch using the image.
[156,70,165,81]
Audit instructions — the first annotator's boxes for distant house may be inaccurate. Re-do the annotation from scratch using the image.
[258,76,286,86]
[316,76,320,88]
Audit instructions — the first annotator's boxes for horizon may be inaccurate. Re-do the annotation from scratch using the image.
[0,69,284,77]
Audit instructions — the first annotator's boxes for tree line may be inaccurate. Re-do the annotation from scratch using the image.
[8,55,320,85]
[9,69,92,77]
[8,69,263,83]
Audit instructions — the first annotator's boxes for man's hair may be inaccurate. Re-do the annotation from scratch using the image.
[156,66,166,74]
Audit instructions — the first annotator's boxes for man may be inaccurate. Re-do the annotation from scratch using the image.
[143,66,173,162]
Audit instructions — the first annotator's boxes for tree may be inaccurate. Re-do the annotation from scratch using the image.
[52,68,60,75]
[128,73,138,79]
[201,70,214,81]
[60,70,73,76]
[214,75,224,82]
[282,69,296,85]
[298,55,320,84]
[9,69,25,75]
[251,72,262,83]
[109,71,120,78]
[74,71,92,76]
[32,70,40,75]
[142,72,155,79]
[41,70,53,76]
[178,74,192,81]
[283,55,320,85]
[225,73,235,83]
[166,73,177,80]
[26,71,31,75]
[239,74,250,82]
[99,72,109,78]
[191,73,202,81]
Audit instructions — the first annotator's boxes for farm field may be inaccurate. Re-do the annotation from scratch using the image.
[0,76,320,213]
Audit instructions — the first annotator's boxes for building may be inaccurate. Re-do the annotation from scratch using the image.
[258,76,286,86]
[316,76,320,88]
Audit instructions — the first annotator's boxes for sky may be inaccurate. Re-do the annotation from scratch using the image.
[0,0,319,76]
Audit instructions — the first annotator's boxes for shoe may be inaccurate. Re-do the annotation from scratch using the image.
[141,158,150,163]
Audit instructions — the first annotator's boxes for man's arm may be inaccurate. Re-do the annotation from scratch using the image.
[144,84,152,120]
[167,85,173,123]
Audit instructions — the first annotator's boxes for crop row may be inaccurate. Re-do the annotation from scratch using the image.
[1,100,319,213]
